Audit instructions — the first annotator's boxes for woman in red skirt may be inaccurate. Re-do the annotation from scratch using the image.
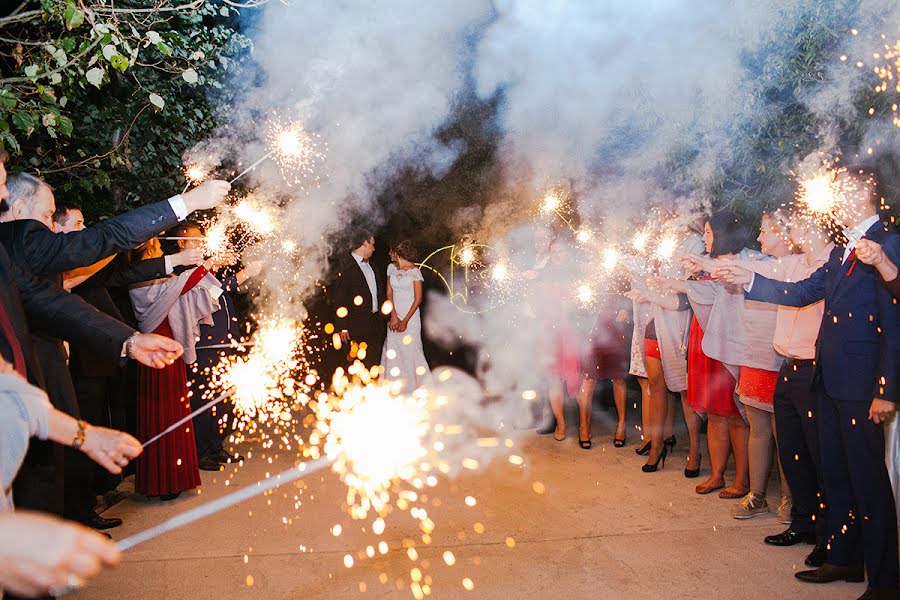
[128,239,221,500]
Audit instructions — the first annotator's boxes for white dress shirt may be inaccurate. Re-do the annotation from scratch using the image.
[352,251,379,312]
[841,214,880,263]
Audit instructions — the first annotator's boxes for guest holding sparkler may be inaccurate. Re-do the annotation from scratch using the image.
[687,209,833,566]
[575,279,631,449]
[170,221,262,471]
[652,211,752,497]
[716,165,899,597]
[683,210,795,520]
[128,239,224,500]
[382,240,432,391]
[624,219,705,473]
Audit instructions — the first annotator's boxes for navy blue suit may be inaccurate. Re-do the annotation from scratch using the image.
[746,219,899,588]
[190,273,242,458]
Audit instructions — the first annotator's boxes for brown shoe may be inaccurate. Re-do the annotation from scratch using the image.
[795,563,865,584]
[856,587,900,600]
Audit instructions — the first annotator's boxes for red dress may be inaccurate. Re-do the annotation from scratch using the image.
[135,268,206,496]
[686,315,738,417]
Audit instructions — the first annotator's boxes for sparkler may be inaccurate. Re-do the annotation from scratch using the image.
[632,229,650,254]
[181,163,211,193]
[117,457,333,551]
[656,235,677,262]
[602,247,619,272]
[230,120,325,185]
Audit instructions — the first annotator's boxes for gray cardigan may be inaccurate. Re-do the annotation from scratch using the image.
[0,373,51,512]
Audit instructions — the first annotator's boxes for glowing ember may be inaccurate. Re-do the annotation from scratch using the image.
[458,246,476,267]
[265,119,326,184]
[602,247,619,272]
[232,197,276,237]
[656,235,677,261]
[184,164,209,186]
[577,284,594,306]
[798,173,839,217]
[541,194,561,214]
[632,230,650,253]
[491,262,508,281]
[575,229,593,244]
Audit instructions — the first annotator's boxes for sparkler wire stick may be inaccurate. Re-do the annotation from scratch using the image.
[141,388,234,449]
[182,182,191,194]
[229,151,274,184]
[116,457,334,551]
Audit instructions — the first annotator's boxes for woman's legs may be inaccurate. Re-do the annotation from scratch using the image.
[612,377,627,440]
[681,391,702,471]
[549,379,566,438]
[664,392,676,440]
[645,356,668,464]
[636,376,650,446]
[746,405,775,497]
[697,414,729,493]
[576,376,596,441]
[723,414,751,496]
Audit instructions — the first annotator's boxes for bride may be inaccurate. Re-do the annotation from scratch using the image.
[381,240,431,390]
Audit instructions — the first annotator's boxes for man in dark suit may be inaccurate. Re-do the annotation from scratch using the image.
[717,166,900,600]
[53,202,205,526]
[170,221,261,470]
[330,229,387,371]
[0,167,226,526]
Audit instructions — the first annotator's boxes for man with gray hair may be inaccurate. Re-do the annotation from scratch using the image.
[0,173,55,229]
[0,169,230,533]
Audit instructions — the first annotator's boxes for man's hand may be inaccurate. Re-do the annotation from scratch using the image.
[0,511,120,598]
[680,254,711,275]
[615,309,629,322]
[869,398,896,424]
[130,333,183,368]
[339,330,350,343]
[181,180,230,213]
[81,426,143,474]
[236,260,264,285]
[856,239,885,266]
[170,248,205,268]
[713,265,753,285]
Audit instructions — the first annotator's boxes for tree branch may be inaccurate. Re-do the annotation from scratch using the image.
[0,35,101,85]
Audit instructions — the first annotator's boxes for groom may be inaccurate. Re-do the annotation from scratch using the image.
[330,228,386,370]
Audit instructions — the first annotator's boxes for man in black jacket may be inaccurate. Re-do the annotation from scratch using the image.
[0,161,224,523]
[330,229,387,371]
[53,202,205,527]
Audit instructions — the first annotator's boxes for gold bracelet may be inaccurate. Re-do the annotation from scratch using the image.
[72,419,87,449]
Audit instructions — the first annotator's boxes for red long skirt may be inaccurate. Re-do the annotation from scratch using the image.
[686,316,738,417]
[135,319,201,496]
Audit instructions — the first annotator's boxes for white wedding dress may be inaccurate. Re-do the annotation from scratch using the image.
[381,264,431,390]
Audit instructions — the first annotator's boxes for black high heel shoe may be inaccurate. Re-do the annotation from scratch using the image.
[684,453,702,478]
[635,440,651,456]
[613,435,625,448]
[642,447,667,473]
[664,435,676,451]
[579,436,592,450]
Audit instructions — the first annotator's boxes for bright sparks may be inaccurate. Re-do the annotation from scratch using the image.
[632,230,650,254]
[602,247,619,272]
[265,119,326,186]
[797,172,839,217]
[541,194,561,214]
[656,235,677,261]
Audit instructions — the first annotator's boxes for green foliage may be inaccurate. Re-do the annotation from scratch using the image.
[0,1,253,218]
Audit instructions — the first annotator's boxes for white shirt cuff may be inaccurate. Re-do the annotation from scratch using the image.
[168,195,188,221]
[744,272,755,293]
[164,255,174,274]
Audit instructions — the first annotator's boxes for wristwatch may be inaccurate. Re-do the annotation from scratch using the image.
[72,419,88,449]
[124,332,139,359]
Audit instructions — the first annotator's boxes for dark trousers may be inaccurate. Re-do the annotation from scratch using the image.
[189,358,231,459]
[355,312,386,370]
[773,362,826,542]
[818,390,898,588]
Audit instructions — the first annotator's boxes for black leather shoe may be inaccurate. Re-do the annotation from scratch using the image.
[764,527,816,546]
[199,456,222,471]
[856,587,900,600]
[795,563,865,584]
[805,543,827,567]
[87,514,122,530]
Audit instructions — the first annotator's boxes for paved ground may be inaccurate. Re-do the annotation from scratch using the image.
[75,406,862,600]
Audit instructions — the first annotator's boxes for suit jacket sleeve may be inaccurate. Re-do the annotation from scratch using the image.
[79,256,168,289]
[10,256,135,360]
[881,236,900,300]
[24,199,180,275]
[745,252,836,307]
